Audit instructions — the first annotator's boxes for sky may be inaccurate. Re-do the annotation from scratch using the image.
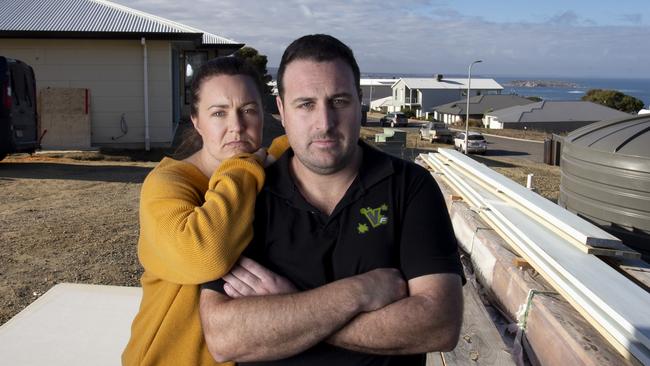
[116,0,649,78]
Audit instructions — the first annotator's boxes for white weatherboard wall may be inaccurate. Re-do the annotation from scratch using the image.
[0,39,173,147]
[360,84,392,105]
[419,89,465,112]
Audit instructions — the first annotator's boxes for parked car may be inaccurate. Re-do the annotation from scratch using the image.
[1,56,39,161]
[379,112,408,127]
[419,121,453,143]
[454,132,487,154]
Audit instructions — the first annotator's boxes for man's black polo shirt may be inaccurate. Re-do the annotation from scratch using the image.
[204,141,463,366]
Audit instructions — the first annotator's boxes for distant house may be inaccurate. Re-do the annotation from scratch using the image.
[433,94,535,125]
[369,96,400,113]
[360,79,396,107]
[0,0,243,149]
[484,101,631,132]
[389,76,503,117]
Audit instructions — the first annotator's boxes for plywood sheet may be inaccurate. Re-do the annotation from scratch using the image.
[39,88,91,149]
[40,88,86,114]
[40,113,91,149]
[0,283,141,366]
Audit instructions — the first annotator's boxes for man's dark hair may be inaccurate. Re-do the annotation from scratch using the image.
[276,34,361,100]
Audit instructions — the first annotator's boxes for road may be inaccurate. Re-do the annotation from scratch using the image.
[365,116,544,162]
[482,134,544,162]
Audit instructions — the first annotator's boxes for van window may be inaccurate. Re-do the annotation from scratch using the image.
[9,73,19,106]
[23,73,32,107]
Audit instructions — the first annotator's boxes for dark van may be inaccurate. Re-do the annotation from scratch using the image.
[1,56,39,161]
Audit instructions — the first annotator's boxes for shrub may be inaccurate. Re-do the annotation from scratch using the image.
[400,106,417,119]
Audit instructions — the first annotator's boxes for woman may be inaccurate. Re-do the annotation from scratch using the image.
[122,57,288,365]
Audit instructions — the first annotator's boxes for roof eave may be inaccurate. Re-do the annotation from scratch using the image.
[1,30,243,49]
[198,43,245,50]
[0,30,202,41]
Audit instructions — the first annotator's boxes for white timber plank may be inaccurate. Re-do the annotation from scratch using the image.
[427,152,650,364]
[435,149,622,248]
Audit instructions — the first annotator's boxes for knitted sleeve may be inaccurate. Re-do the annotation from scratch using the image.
[267,135,290,159]
[138,155,265,284]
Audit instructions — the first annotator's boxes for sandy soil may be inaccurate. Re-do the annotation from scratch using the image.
[0,158,152,325]
[0,125,560,325]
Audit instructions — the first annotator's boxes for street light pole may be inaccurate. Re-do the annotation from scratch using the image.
[465,60,482,153]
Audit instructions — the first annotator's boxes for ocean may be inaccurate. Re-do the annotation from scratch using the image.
[495,77,650,107]
[359,72,650,108]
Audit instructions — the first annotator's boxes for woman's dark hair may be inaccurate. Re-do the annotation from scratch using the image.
[175,56,264,158]
[276,34,361,101]
[190,56,265,118]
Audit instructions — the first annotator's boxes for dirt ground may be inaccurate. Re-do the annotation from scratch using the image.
[0,158,152,325]
[0,125,560,326]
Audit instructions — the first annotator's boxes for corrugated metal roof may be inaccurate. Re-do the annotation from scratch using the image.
[433,94,535,114]
[486,101,631,123]
[360,78,398,87]
[0,0,240,46]
[397,77,503,90]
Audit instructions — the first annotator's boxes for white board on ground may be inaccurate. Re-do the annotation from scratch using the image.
[0,283,141,366]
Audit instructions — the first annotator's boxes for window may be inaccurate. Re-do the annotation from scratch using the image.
[184,51,208,104]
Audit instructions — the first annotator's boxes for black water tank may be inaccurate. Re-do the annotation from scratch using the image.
[559,115,650,258]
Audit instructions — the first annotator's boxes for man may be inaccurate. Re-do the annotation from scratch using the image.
[200,34,463,365]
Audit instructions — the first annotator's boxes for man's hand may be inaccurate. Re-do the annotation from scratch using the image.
[354,268,407,312]
[223,261,407,310]
[223,256,297,297]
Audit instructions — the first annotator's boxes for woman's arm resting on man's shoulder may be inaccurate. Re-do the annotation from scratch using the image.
[139,155,265,284]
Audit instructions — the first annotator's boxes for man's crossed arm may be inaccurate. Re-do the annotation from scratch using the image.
[199,257,462,363]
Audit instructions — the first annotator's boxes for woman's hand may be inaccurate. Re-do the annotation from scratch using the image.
[223,256,297,298]
[252,147,276,168]
[252,147,268,164]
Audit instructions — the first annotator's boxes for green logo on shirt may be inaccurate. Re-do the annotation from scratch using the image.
[358,204,389,234]
[357,223,369,234]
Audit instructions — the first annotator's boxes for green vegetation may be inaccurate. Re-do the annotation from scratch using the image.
[526,96,543,102]
[235,46,273,96]
[581,89,644,113]
[400,106,417,118]
[468,119,483,128]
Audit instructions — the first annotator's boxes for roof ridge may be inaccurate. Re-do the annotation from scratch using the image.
[89,0,238,43]
[517,101,543,122]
